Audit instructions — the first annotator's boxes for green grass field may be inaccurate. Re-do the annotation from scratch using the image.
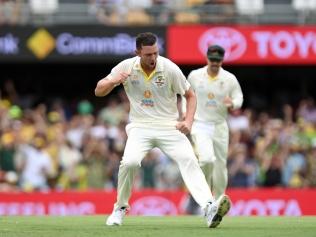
[1,216,315,237]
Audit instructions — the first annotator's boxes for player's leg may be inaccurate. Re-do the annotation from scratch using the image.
[212,121,229,199]
[205,121,231,226]
[191,133,216,187]
[157,129,214,208]
[107,126,153,225]
[158,129,230,228]
[115,126,153,209]
[186,133,215,214]
[206,122,231,227]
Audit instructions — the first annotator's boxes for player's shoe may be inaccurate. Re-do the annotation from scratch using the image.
[106,207,127,226]
[204,194,231,228]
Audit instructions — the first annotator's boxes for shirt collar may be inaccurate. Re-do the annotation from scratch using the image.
[133,56,163,73]
[205,66,223,80]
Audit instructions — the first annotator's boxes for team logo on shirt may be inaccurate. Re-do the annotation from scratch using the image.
[153,76,166,88]
[141,90,154,107]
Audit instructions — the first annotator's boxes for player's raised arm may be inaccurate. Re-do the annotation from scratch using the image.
[94,72,129,97]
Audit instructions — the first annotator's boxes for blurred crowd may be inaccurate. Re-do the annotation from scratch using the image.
[0,0,242,26]
[1,79,316,192]
[0,0,24,25]
[1,0,313,26]
[88,0,235,25]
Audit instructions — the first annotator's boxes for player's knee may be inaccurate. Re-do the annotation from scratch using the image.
[215,159,227,167]
[179,155,199,168]
[121,158,141,168]
[199,159,215,167]
[198,155,216,166]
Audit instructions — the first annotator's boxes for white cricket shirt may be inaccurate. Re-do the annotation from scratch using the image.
[188,66,243,123]
[108,56,190,127]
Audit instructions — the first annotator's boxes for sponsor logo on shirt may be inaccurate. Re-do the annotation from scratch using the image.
[206,92,217,107]
[144,90,152,98]
[208,92,215,99]
[141,90,154,107]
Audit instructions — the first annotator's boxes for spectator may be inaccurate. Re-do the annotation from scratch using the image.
[0,0,23,25]
[228,144,258,187]
[57,138,83,190]
[228,109,250,132]
[282,142,306,187]
[141,150,158,188]
[0,132,16,173]
[305,139,316,187]
[17,134,53,191]
[297,97,316,124]
[98,98,127,126]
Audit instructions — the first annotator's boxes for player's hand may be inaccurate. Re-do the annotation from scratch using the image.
[176,121,192,134]
[113,72,130,85]
[223,96,233,108]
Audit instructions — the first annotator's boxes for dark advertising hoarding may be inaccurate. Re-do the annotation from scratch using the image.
[0,26,166,63]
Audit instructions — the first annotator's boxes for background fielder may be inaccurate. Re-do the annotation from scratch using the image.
[186,45,243,199]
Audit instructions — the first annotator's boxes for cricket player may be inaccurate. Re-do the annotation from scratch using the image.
[95,33,230,228]
[187,45,243,199]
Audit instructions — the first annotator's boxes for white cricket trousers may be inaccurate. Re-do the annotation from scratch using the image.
[113,124,214,210]
[191,120,229,199]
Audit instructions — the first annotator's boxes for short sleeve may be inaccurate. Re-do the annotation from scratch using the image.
[107,60,128,80]
[187,71,194,87]
[171,64,190,95]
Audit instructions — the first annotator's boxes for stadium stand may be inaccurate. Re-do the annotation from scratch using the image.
[0,0,316,25]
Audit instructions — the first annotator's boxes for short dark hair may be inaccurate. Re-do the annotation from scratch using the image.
[136,32,157,50]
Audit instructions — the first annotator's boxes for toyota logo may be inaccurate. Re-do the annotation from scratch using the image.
[130,196,178,216]
[199,27,247,61]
